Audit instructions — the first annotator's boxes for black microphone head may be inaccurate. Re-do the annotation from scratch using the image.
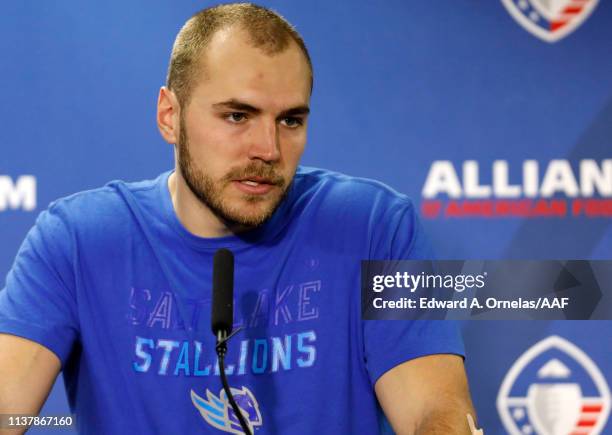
[211,248,234,336]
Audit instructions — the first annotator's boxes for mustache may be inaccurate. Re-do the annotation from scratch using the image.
[223,163,286,187]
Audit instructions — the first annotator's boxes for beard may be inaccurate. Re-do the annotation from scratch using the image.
[177,116,290,229]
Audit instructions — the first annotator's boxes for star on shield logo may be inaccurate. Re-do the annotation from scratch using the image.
[500,0,600,43]
[497,335,611,434]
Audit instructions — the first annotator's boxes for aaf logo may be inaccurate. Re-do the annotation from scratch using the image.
[0,175,36,212]
[501,0,599,43]
[498,335,610,434]
[191,387,262,434]
[420,159,612,218]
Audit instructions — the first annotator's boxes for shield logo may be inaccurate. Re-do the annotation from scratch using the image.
[497,335,611,434]
[500,0,600,43]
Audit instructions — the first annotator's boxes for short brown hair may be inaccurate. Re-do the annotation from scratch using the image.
[166,2,313,108]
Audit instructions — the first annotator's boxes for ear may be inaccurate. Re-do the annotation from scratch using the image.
[157,86,180,144]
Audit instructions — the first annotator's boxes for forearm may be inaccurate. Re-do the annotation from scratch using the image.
[414,406,476,435]
[388,397,476,435]
[0,335,60,434]
[376,355,479,435]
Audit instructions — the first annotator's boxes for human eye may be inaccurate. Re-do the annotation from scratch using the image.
[224,112,248,123]
[280,116,304,129]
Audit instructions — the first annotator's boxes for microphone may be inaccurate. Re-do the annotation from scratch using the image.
[210,248,252,435]
[212,248,234,340]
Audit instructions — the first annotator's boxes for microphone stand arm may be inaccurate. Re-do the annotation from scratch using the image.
[216,328,252,435]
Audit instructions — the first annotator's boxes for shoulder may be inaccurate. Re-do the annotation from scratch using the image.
[292,166,416,219]
[37,174,164,241]
[289,167,429,258]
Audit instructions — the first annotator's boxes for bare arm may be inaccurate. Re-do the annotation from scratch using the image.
[0,334,60,435]
[375,354,477,435]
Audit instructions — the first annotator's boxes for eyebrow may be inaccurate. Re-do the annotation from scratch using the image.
[280,106,310,117]
[212,99,310,117]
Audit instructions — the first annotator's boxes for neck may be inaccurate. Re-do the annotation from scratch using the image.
[168,171,240,238]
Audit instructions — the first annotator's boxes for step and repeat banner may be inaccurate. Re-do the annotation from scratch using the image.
[1,1,611,434]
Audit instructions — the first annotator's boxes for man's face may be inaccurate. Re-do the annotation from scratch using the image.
[177,27,311,229]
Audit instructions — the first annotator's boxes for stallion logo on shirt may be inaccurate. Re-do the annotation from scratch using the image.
[191,387,262,434]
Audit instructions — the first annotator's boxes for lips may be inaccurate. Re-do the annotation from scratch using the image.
[238,176,274,185]
[232,177,277,195]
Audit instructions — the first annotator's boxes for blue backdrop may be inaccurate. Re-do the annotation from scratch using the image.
[1,1,611,433]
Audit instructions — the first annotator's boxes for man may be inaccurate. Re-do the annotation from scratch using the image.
[0,3,476,434]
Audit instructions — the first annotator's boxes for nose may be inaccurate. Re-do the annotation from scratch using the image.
[247,119,280,163]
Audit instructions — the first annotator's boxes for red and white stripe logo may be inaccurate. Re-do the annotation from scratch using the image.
[500,0,600,43]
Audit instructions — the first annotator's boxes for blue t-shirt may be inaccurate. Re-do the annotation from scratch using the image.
[0,167,463,434]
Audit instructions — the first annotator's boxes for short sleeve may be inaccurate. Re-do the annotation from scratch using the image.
[0,204,79,365]
[363,200,465,385]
